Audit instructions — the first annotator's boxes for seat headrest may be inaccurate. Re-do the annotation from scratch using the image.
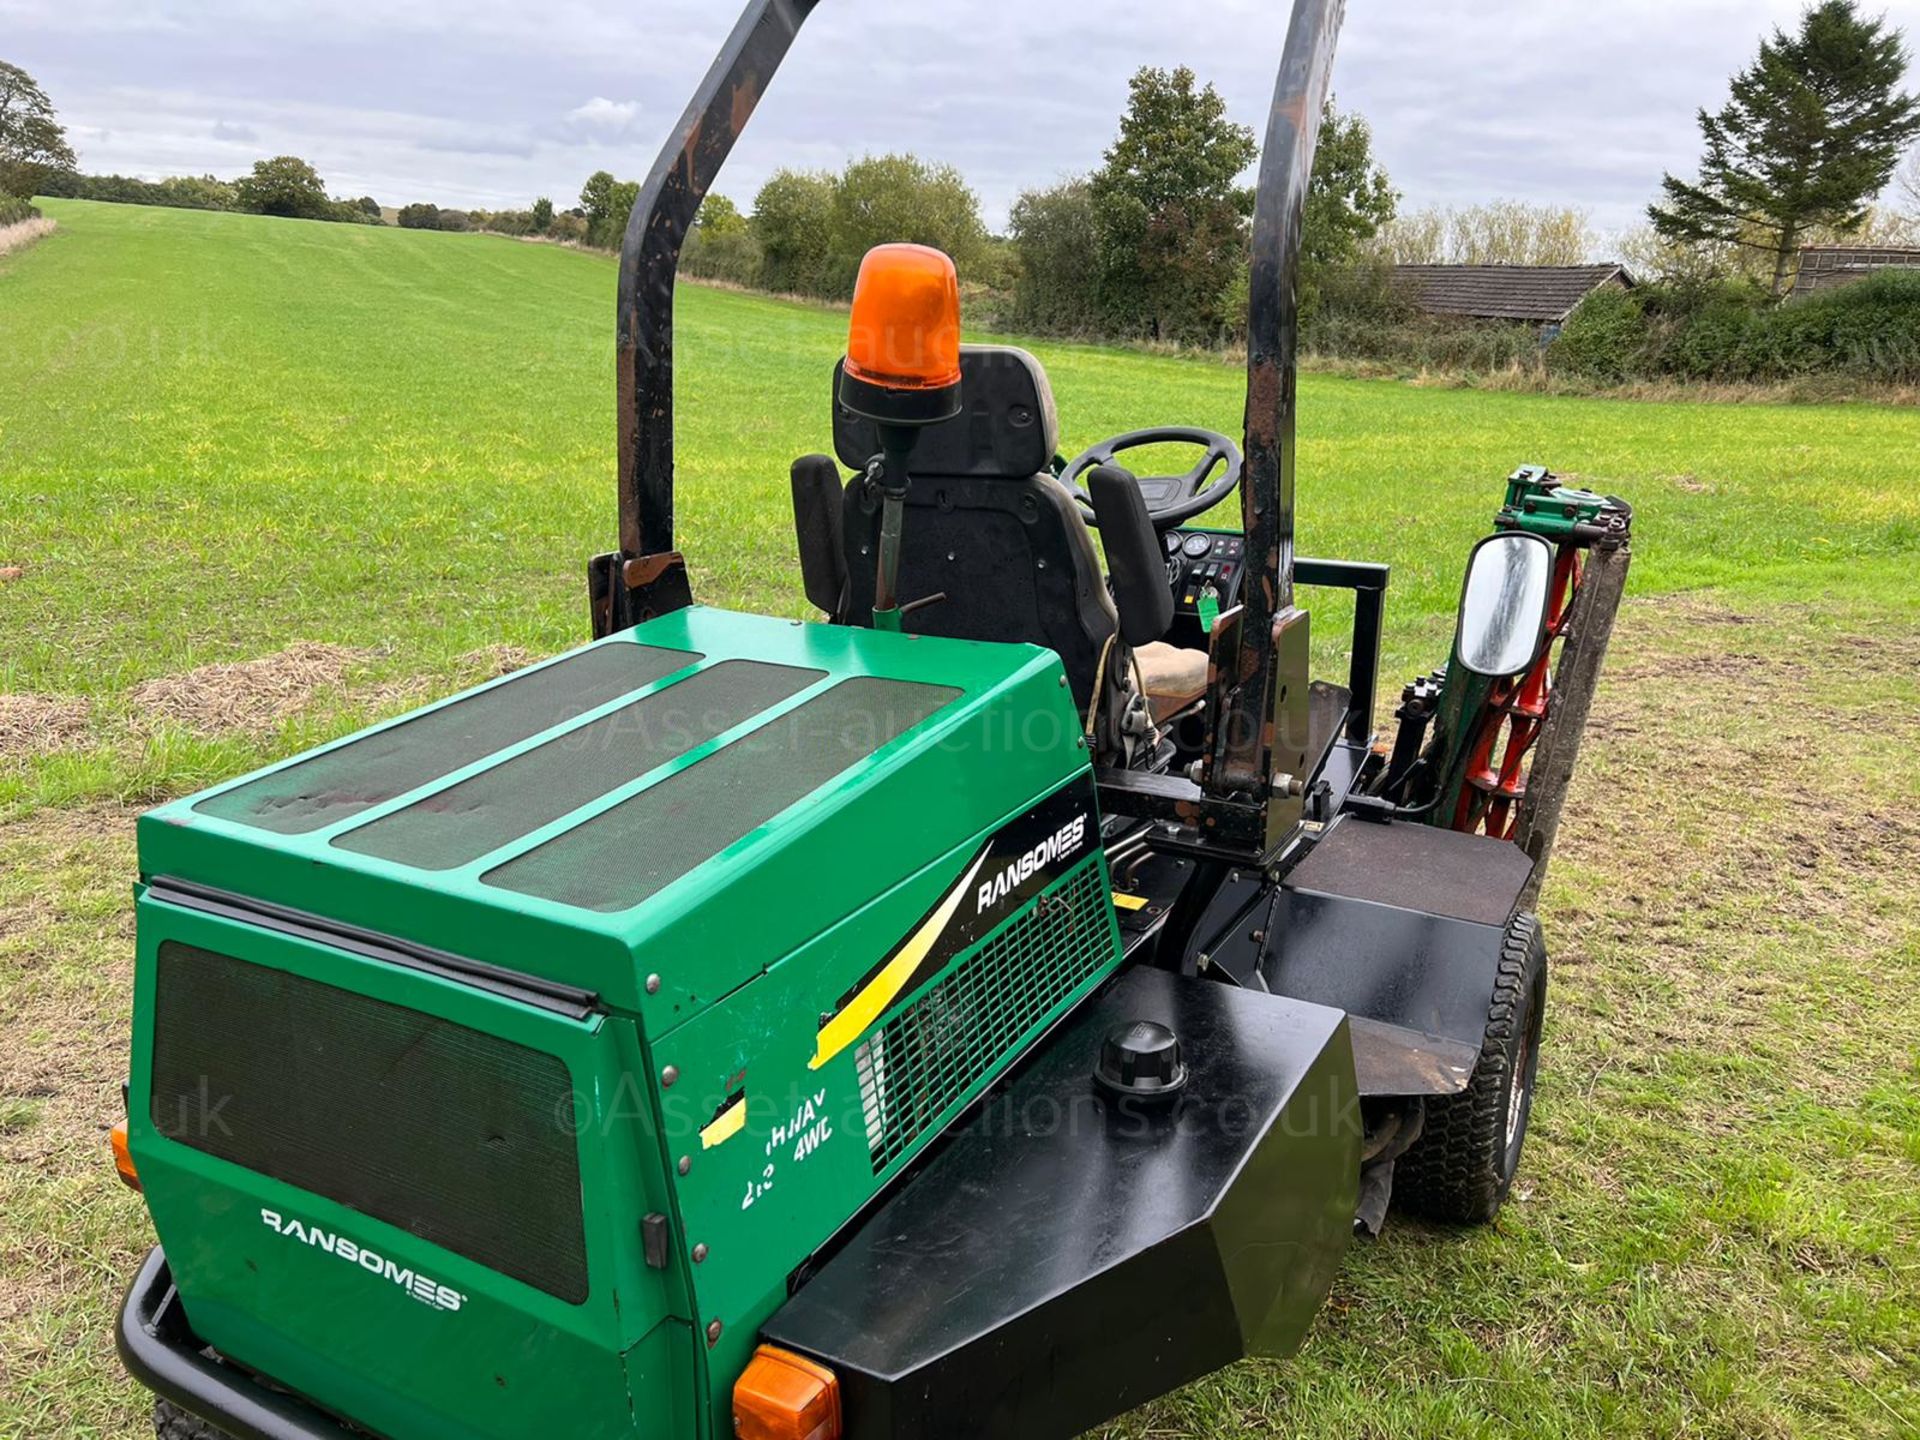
[832,345,1061,478]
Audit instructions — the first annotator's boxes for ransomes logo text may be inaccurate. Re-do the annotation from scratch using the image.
[260,1209,465,1313]
[975,813,1089,914]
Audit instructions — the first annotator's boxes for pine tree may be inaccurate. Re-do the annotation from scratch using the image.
[1651,0,1920,296]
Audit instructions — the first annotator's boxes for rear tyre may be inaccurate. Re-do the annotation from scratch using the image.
[1393,911,1547,1225]
[154,1400,231,1440]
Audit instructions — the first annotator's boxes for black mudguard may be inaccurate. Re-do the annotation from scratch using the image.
[1207,816,1537,1097]
[762,967,1360,1440]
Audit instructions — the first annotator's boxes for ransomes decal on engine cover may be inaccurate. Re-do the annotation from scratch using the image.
[977,811,1089,914]
[259,1209,467,1314]
[812,779,1097,1070]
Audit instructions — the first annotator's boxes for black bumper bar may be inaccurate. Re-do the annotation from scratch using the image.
[117,1247,358,1440]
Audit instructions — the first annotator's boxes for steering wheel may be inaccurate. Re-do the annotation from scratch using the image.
[1061,427,1244,531]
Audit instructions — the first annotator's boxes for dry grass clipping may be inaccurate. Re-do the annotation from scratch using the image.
[130,642,366,736]
[458,644,533,680]
[0,217,56,258]
[0,695,91,760]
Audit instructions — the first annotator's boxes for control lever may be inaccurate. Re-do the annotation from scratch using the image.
[1089,464,1176,647]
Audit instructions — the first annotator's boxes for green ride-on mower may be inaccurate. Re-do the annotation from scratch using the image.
[111,1,1634,1437]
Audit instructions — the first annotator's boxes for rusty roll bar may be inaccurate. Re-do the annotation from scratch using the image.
[613,0,821,566]
[1213,0,1346,813]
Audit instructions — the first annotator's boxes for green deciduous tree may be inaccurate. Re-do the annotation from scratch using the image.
[829,154,988,285]
[579,169,641,249]
[1299,103,1398,312]
[1007,179,1102,334]
[530,195,554,234]
[749,159,988,300]
[0,60,76,197]
[158,174,237,212]
[682,192,761,285]
[578,171,615,228]
[696,193,746,235]
[752,169,839,296]
[1651,0,1920,296]
[233,156,334,220]
[1090,66,1257,343]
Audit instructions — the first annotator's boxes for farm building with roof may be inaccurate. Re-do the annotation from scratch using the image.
[1392,264,1634,336]
[1792,246,1920,297]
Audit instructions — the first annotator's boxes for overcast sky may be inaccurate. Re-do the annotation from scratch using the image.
[9,0,1920,244]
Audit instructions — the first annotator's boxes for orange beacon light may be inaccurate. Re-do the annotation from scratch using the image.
[839,243,963,425]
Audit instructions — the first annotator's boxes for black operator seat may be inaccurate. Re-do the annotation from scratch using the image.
[828,346,1119,712]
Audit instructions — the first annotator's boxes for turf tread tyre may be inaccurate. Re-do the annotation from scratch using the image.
[1394,911,1547,1225]
[154,1400,232,1440]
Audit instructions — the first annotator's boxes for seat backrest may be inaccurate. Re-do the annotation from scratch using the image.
[835,347,1117,711]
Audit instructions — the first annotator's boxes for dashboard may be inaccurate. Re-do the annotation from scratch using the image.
[1163,528,1247,617]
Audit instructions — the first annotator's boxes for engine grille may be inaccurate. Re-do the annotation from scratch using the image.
[854,860,1113,1175]
[149,941,589,1303]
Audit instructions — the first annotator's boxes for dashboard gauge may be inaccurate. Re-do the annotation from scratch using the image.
[1181,532,1214,559]
[1164,531,1184,556]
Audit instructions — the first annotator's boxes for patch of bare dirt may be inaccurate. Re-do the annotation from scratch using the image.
[1542,596,1920,1110]
[130,642,368,736]
[1636,592,1758,626]
[1609,650,1806,685]
[0,695,91,760]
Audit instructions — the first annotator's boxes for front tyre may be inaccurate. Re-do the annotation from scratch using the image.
[1394,912,1547,1225]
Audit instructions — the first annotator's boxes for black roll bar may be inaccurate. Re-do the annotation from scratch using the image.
[613,0,821,561]
[1215,0,1346,800]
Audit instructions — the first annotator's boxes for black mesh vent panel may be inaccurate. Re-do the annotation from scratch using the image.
[855,861,1112,1174]
[195,643,696,835]
[484,678,959,913]
[333,661,824,871]
[150,941,588,1303]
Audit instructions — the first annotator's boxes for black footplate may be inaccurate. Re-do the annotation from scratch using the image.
[762,967,1359,1440]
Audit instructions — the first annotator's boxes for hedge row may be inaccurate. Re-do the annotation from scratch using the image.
[1554,271,1920,383]
[0,191,41,226]
[1300,268,1920,387]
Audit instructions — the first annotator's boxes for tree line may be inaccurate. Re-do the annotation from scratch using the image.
[610,69,1402,350]
[31,154,386,227]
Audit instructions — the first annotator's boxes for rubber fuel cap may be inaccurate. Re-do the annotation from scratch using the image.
[1095,1020,1188,1100]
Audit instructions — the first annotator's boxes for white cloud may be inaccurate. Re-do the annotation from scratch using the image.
[565,96,640,132]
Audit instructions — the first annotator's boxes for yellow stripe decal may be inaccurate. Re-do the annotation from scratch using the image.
[810,851,988,1071]
[1111,892,1149,912]
[700,1096,748,1150]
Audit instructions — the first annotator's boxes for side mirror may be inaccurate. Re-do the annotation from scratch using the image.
[1456,532,1555,677]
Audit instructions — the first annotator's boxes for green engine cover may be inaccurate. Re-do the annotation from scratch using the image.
[127,607,1124,1439]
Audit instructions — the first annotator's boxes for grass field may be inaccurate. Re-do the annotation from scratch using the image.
[2,198,1918,1439]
